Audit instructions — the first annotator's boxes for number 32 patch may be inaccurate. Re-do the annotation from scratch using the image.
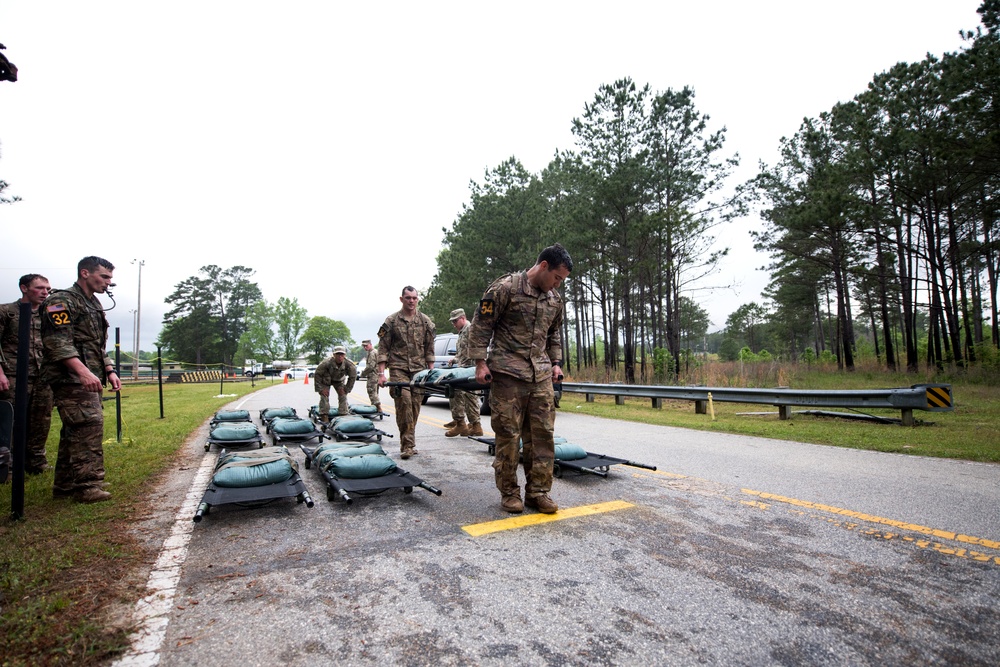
[46,303,72,327]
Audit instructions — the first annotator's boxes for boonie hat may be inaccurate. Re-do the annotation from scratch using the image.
[449,308,466,321]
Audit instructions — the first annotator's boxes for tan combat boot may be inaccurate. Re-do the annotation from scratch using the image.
[468,422,483,437]
[445,421,470,437]
[443,420,457,429]
[501,493,524,513]
[525,494,558,514]
[75,488,112,504]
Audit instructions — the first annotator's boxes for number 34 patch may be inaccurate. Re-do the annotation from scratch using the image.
[46,303,72,327]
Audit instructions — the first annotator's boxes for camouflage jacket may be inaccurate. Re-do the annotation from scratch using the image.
[454,321,474,368]
[377,310,435,374]
[0,300,45,391]
[315,356,357,394]
[468,270,564,383]
[40,284,113,386]
[362,346,379,378]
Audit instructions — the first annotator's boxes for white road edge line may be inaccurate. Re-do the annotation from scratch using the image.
[110,397,252,667]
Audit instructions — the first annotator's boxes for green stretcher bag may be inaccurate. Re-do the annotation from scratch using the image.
[210,423,259,441]
[262,406,296,420]
[213,448,297,487]
[554,442,588,461]
[349,404,378,415]
[322,453,397,479]
[331,417,375,433]
[214,409,250,422]
[271,418,316,435]
[315,443,385,469]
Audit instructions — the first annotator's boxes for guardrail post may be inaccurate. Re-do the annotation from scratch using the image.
[778,405,791,420]
[586,393,595,403]
[695,400,707,415]
[651,397,662,409]
[901,409,914,427]
[615,395,625,406]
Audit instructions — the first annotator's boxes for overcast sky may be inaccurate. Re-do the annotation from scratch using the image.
[0,1,986,360]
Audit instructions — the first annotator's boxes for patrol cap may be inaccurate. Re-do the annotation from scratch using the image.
[449,308,466,321]
[333,345,347,355]
[362,339,371,345]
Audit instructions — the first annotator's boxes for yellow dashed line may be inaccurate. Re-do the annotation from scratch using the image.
[462,500,635,536]
[742,488,1000,550]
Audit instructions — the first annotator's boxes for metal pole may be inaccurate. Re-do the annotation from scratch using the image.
[157,345,164,419]
[10,302,31,520]
[132,259,144,381]
[115,328,122,443]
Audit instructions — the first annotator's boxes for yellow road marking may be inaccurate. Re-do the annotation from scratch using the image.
[462,500,635,537]
[742,488,1000,550]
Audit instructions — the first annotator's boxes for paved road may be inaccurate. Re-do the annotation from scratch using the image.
[114,379,1000,666]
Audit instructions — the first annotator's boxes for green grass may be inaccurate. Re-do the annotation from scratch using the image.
[560,372,999,461]
[0,380,262,667]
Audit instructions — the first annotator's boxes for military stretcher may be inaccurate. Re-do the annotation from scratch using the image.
[384,366,487,402]
[210,409,253,427]
[348,404,389,421]
[205,421,264,452]
[300,441,441,504]
[321,415,392,443]
[259,406,297,432]
[268,417,326,447]
[469,435,657,478]
[194,446,314,522]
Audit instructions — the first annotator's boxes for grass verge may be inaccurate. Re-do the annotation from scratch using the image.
[0,380,263,666]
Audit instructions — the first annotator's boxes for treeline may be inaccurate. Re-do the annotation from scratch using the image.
[425,3,999,380]
[423,81,742,383]
[156,265,352,367]
[753,2,999,372]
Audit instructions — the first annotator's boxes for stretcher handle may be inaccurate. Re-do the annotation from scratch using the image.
[623,461,657,471]
[419,481,443,496]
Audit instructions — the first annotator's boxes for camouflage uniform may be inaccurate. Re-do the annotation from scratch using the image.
[448,321,481,428]
[315,355,357,418]
[362,345,381,410]
[468,271,563,502]
[0,301,54,473]
[377,310,435,454]
[40,284,113,497]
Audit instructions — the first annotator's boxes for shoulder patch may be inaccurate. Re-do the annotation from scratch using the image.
[46,303,72,327]
[478,297,495,319]
[377,324,388,339]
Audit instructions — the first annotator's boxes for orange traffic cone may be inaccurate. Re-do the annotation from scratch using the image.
[304,373,309,385]
[283,373,288,384]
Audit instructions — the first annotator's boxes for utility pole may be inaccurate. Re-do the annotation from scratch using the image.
[132,259,145,380]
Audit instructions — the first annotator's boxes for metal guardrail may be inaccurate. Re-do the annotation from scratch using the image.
[559,383,954,426]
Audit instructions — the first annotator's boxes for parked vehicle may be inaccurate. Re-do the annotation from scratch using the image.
[433,333,458,368]
[283,366,315,380]
[355,358,366,379]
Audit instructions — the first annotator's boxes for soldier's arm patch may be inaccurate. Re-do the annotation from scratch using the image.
[46,303,72,327]
[478,297,495,319]
[377,324,388,339]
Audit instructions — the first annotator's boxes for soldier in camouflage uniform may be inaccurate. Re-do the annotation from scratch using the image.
[0,274,54,476]
[360,339,382,413]
[377,286,435,459]
[314,345,356,421]
[469,243,572,514]
[444,308,482,438]
[41,256,121,503]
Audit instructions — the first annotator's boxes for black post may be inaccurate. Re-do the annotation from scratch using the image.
[219,365,224,395]
[115,328,122,443]
[10,302,31,520]
[157,345,164,419]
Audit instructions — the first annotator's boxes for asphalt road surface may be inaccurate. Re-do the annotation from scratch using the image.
[113,379,1000,666]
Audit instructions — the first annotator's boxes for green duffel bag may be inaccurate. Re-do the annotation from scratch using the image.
[312,405,340,418]
[349,404,378,415]
[210,423,259,441]
[262,406,296,420]
[214,409,250,422]
[331,417,375,433]
[554,442,588,461]
[322,453,397,479]
[213,449,296,487]
[315,443,385,469]
[271,418,316,435]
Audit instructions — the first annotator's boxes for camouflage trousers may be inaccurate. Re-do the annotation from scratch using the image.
[51,383,105,495]
[488,373,556,498]
[1,379,54,472]
[318,387,349,418]
[388,368,423,452]
[366,375,380,408]
[448,388,481,426]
